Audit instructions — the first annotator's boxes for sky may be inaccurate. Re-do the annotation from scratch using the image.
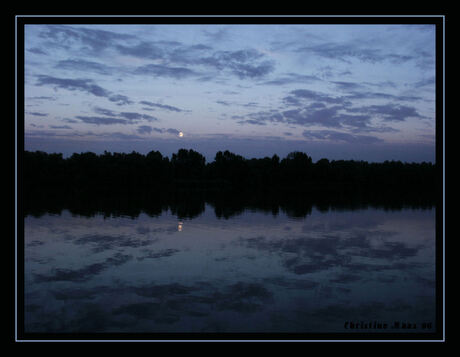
[24,23,437,163]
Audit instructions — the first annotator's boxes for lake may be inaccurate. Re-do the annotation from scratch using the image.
[24,199,436,335]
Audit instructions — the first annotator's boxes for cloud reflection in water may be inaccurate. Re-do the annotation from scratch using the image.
[24,204,435,334]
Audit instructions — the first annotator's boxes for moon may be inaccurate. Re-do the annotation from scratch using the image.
[178,131,184,137]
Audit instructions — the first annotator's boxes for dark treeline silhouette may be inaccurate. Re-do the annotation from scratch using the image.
[23,148,435,192]
[23,149,436,217]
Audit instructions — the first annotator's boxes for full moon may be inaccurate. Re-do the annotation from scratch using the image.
[178,131,184,137]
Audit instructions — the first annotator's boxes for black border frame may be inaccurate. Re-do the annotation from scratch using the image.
[14,14,446,342]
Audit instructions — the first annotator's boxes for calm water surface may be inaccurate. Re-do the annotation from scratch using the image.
[24,204,436,334]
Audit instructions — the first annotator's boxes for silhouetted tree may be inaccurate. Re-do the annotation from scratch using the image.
[23,149,436,197]
[280,151,313,184]
[209,150,248,186]
[171,149,206,180]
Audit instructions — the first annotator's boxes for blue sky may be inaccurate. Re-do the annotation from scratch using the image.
[24,24,436,162]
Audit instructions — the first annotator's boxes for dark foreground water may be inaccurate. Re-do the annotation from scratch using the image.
[24,202,436,335]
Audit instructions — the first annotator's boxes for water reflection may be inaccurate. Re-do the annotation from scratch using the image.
[23,193,436,335]
[24,187,435,220]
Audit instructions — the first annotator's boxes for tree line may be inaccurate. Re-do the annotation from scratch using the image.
[23,149,436,194]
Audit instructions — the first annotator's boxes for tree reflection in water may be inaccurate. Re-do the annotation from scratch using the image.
[24,185,435,220]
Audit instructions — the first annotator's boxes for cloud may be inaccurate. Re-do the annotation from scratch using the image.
[315,66,353,79]
[166,128,180,135]
[296,43,379,63]
[332,114,374,129]
[55,59,113,75]
[284,89,349,106]
[75,116,128,125]
[328,82,422,102]
[119,112,157,121]
[137,125,153,134]
[134,64,198,79]
[234,84,423,134]
[115,41,165,60]
[283,106,345,128]
[261,73,320,86]
[349,104,424,121]
[237,119,267,126]
[197,49,275,79]
[107,94,133,106]
[411,76,435,88]
[112,39,211,69]
[233,61,275,79]
[241,102,259,108]
[49,125,72,129]
[413,49,435,70]
[35,75,132,105]
[27,96,56,101]
[302,130,383,144]
[103,132,146,141]
[363,80,397,89]
[137,127,181,135]
[36,75,110,97]
[203,27,230,42]
[38,26,275,83]
[38,25,135,53]
[346,91,422,102]
[139,100,185,112]
[331,81,366,91]
[239,103,376,132]
[26,111,48,117]
[216,100,231,106]
[186,43,212,51]
[75,107,159,126]
[296,42,415,65]
[93,107,117,116]
[27,47,47,55]
[236,110,283,126]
